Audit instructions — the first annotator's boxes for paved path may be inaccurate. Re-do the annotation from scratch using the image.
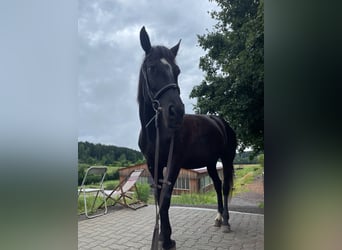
[229,176,264,215]
[78,205,263,250]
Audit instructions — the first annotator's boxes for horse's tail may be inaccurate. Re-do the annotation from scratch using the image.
[219,117,237,197]
[209,115,237,196]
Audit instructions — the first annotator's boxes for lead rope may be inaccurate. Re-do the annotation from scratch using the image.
[151,109,175,250]
[151,107,160,250]
[158,136,174,206]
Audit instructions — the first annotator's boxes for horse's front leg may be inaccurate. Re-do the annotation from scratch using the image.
[159,182,176,250]
[158,164,181,250]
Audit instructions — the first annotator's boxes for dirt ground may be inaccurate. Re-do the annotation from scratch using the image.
[229,174,264,214]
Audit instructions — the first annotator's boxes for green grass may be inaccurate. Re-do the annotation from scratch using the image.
[79,180,119,190]
[103,180,120,190]
[77,180,119,215]
[233,164,263,195]
[171,191,218,205]
[78,192,137,215]
[78,194,116,214]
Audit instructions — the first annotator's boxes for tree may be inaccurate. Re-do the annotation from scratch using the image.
[190,0,264,152]
[78,141,144,165]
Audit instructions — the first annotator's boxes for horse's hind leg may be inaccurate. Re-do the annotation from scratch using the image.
[221,158,234,233]
[220,119,237,233]
[207,164,223,227]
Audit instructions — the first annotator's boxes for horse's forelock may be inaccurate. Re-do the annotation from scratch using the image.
[144,46,175,63]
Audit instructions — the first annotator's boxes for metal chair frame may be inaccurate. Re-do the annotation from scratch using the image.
[78,166,108,218]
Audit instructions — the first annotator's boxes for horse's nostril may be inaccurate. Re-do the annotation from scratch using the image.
[169,106,176,117]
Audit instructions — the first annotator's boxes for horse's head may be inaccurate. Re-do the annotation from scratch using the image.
[139,26,185,130]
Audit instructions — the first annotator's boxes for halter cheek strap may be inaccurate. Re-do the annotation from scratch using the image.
[141,67,180,106]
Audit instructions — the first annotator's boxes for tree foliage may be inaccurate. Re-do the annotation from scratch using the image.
[190,0,264,152]
[234,151,259,164]
[78,141,145,166]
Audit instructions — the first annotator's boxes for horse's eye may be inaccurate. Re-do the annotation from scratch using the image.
[148,65,157,74]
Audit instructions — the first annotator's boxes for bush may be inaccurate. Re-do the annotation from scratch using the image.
[105,169,119,181]
[171,191,217,205]
[258,154,264,169]
[78,164,90,185]
[135,183,150,203]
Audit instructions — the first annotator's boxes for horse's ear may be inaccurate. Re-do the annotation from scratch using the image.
[170,39,181,56]
[140,26,151,54]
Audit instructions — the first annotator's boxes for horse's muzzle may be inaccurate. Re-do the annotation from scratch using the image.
[167,103,184,129]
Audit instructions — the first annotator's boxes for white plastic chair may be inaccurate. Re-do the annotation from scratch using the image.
[78,166,108,218]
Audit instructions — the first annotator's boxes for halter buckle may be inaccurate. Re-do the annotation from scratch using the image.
[152,100,161,112]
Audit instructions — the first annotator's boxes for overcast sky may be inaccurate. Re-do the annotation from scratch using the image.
[78,0,219,150]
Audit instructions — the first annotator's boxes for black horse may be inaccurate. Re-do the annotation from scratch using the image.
[138,26,237,250]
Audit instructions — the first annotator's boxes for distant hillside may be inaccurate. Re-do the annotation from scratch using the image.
[78,141,261,167]
[78,141,145,166]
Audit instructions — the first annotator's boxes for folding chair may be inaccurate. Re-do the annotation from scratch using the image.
[78,166,108,218]
[99,169,147,210]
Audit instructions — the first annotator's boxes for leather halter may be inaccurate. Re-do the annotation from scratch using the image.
[141,64,180,111]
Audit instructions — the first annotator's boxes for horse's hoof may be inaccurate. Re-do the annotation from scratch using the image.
[214,219,222,227]
[158,240,163,250]
[162,239,176,250]
[222,224,231,233]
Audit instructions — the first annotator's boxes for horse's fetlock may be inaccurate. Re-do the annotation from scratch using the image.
[214,219,222,227]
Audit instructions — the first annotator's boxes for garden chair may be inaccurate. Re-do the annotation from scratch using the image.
[78,166,108,218]
[99,169,147,210]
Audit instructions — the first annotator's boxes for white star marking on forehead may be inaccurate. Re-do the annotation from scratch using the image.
[160,58,172,69]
